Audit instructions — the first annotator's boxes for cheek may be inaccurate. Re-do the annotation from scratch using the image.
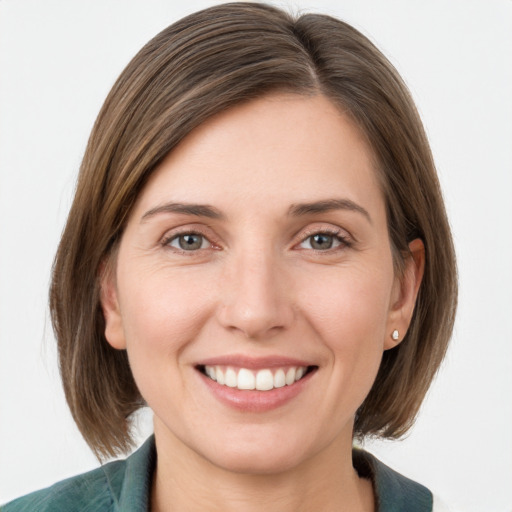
[280,265,394,434]
[118,267,215,358]
[116,267,219,414]
[296,264,393,393]
[298,265,393,343]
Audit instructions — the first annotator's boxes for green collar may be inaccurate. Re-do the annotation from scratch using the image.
[353,448,432,511]
[104,437,432,512]
[2,436,432,511]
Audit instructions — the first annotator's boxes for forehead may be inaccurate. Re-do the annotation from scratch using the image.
[133,93,383,219]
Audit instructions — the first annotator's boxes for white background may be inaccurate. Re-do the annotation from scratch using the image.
[0,1,511,510]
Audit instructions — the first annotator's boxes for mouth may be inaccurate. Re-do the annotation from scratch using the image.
[196,364,317,391]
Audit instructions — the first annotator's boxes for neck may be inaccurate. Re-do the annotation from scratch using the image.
[150,421,374,512]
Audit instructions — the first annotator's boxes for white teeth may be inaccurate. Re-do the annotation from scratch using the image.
[203,365,309,391]
[274,369,286,388]
[255,369,274,391]
[215,367,225,385]
[285,367,296,386]
[225,367,237,387]
[237,368,255,390]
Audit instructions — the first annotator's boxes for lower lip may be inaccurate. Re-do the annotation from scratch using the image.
[198,369,316,412]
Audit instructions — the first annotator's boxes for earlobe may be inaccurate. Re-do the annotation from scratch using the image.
[99,260,127,350]
[385,238,425,350]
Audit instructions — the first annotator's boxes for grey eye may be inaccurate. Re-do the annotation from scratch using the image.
[310,234,334,250]
[300,233,343,251]
[169,233,208,251]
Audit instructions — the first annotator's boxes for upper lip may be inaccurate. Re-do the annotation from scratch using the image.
[195,355,315,369]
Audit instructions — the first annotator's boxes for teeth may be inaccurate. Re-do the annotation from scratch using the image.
[285,367,296,386]
[216,367,225,385]
[238,368,255,390]
[203,365,309,391]
[274,369,286,388]
[255,369,273,391]
[225,367,237,388]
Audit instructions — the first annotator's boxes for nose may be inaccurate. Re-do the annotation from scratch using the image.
[216,250,294,340]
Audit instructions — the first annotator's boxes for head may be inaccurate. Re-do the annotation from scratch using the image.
[50,2,457,460]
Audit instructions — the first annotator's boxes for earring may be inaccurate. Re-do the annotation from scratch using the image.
[391,329,399,341]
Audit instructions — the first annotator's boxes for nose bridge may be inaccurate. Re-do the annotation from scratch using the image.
[218,241,292,339]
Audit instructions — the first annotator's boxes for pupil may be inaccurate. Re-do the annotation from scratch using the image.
[312,234,333,250]
[179,234,202,250]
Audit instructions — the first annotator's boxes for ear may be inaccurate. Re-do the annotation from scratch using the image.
[385,238,425,350]
[99,260,127,350]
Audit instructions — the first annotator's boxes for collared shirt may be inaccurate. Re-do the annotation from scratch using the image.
[2,436,433,511]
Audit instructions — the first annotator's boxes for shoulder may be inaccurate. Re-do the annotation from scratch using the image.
[1,436,155,512]
[353,449,433,512]
[0,460,125,512]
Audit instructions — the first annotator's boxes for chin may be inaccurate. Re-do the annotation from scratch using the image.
[195,426,319,476]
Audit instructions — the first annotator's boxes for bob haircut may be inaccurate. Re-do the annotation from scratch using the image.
[50,2,457,459]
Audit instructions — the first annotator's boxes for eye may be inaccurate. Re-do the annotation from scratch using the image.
[166,233,210,251]
[298,232,348,251]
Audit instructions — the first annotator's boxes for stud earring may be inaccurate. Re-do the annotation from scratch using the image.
[392,329,399,341]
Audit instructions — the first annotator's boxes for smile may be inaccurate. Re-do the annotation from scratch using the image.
[199,365,314,391]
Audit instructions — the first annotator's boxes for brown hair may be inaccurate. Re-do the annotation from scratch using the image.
[50,2,457,459]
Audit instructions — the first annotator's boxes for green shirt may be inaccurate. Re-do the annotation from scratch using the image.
[2,436,433,511]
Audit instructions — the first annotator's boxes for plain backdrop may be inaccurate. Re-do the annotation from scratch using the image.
[1,1,511,510]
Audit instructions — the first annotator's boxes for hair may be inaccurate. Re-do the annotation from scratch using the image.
[50,2,457,459]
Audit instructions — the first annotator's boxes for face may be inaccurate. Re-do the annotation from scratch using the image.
[102,93,421,475]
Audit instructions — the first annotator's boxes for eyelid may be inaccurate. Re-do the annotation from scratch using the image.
[297,224,351,241]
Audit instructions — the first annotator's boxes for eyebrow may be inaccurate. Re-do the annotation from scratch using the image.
[287,198,372,224]
[140,198,371,224]
[141,202,225,222]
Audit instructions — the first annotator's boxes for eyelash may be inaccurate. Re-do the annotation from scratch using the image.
[160,227,352,254]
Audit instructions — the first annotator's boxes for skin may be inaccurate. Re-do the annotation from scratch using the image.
[101,93,424,512]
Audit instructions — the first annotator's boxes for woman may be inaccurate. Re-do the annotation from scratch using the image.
[2,2,457,511]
